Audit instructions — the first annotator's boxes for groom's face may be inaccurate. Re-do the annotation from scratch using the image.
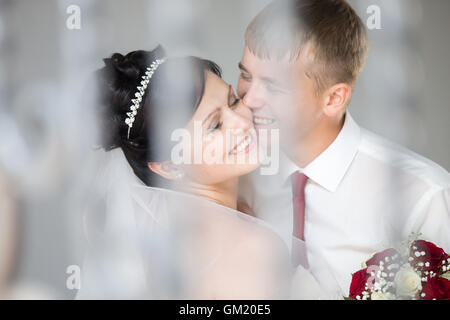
[237,46,324,148]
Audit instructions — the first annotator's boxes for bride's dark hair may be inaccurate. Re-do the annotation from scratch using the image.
[95,45,221,187]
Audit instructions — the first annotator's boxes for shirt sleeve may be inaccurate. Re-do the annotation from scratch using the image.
[409,186,450,252]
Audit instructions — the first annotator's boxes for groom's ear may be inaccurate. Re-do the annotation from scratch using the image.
[322,83,352,118]
[148,161,179,180]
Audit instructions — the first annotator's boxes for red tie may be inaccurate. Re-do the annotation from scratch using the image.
[291,171,309,268]
[291,171,308,240]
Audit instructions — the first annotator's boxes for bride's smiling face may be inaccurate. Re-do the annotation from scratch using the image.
[182,71,259,185]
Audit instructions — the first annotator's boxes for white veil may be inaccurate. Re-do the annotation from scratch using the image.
[77,148,298,299]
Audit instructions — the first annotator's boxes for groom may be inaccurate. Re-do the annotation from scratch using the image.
[237,0,450,294]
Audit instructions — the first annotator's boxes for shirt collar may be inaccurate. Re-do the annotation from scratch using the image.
[279,112,361,192]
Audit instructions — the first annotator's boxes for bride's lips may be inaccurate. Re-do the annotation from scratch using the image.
[229,133,255,155]
[253,116,276,126]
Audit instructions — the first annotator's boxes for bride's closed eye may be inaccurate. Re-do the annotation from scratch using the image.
[210,115,222,132]
[228,85,240,109]
[205,110,222,133]
[230,96,240,108]
[205,86,240,133]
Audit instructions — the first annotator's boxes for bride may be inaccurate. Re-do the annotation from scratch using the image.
[78,45,322,299]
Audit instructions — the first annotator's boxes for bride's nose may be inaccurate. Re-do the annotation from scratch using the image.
[222,100,253,133]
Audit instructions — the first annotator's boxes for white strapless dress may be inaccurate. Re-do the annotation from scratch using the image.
[75,149,338,299]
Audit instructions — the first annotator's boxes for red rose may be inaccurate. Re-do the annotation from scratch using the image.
[366,248,400,267]
[349,268,371,298]
[421,276,450,300]
[410,240,450,273]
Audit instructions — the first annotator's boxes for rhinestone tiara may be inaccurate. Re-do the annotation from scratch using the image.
[125,58,166,139]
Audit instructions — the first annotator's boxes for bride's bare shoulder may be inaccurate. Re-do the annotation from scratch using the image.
[180,201,292,299]
[203,217,292,299]
[232,220,290,270]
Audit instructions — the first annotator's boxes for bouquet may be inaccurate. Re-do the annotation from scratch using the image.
[347,236,450,300]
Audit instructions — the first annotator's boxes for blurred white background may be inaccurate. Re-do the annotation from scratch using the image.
[0,0,449,299]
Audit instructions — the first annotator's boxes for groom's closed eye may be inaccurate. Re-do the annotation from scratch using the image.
[239,62,287,95]
[265,83,286,94]
[238,63,252,82]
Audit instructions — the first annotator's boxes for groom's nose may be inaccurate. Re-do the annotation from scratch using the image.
[241,84,265,110]
[222,100,253,132]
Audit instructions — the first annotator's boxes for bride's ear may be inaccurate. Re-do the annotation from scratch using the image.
[148,161,184,180]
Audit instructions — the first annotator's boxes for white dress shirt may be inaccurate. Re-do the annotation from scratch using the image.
[239,113,450,295]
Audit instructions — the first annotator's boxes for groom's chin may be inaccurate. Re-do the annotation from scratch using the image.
[254,126,279,149]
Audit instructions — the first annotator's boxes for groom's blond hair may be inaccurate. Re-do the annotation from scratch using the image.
[245,0,368,94]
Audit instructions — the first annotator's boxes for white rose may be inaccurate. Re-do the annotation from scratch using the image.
[371,291,391,300]
[394,266,422,298]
